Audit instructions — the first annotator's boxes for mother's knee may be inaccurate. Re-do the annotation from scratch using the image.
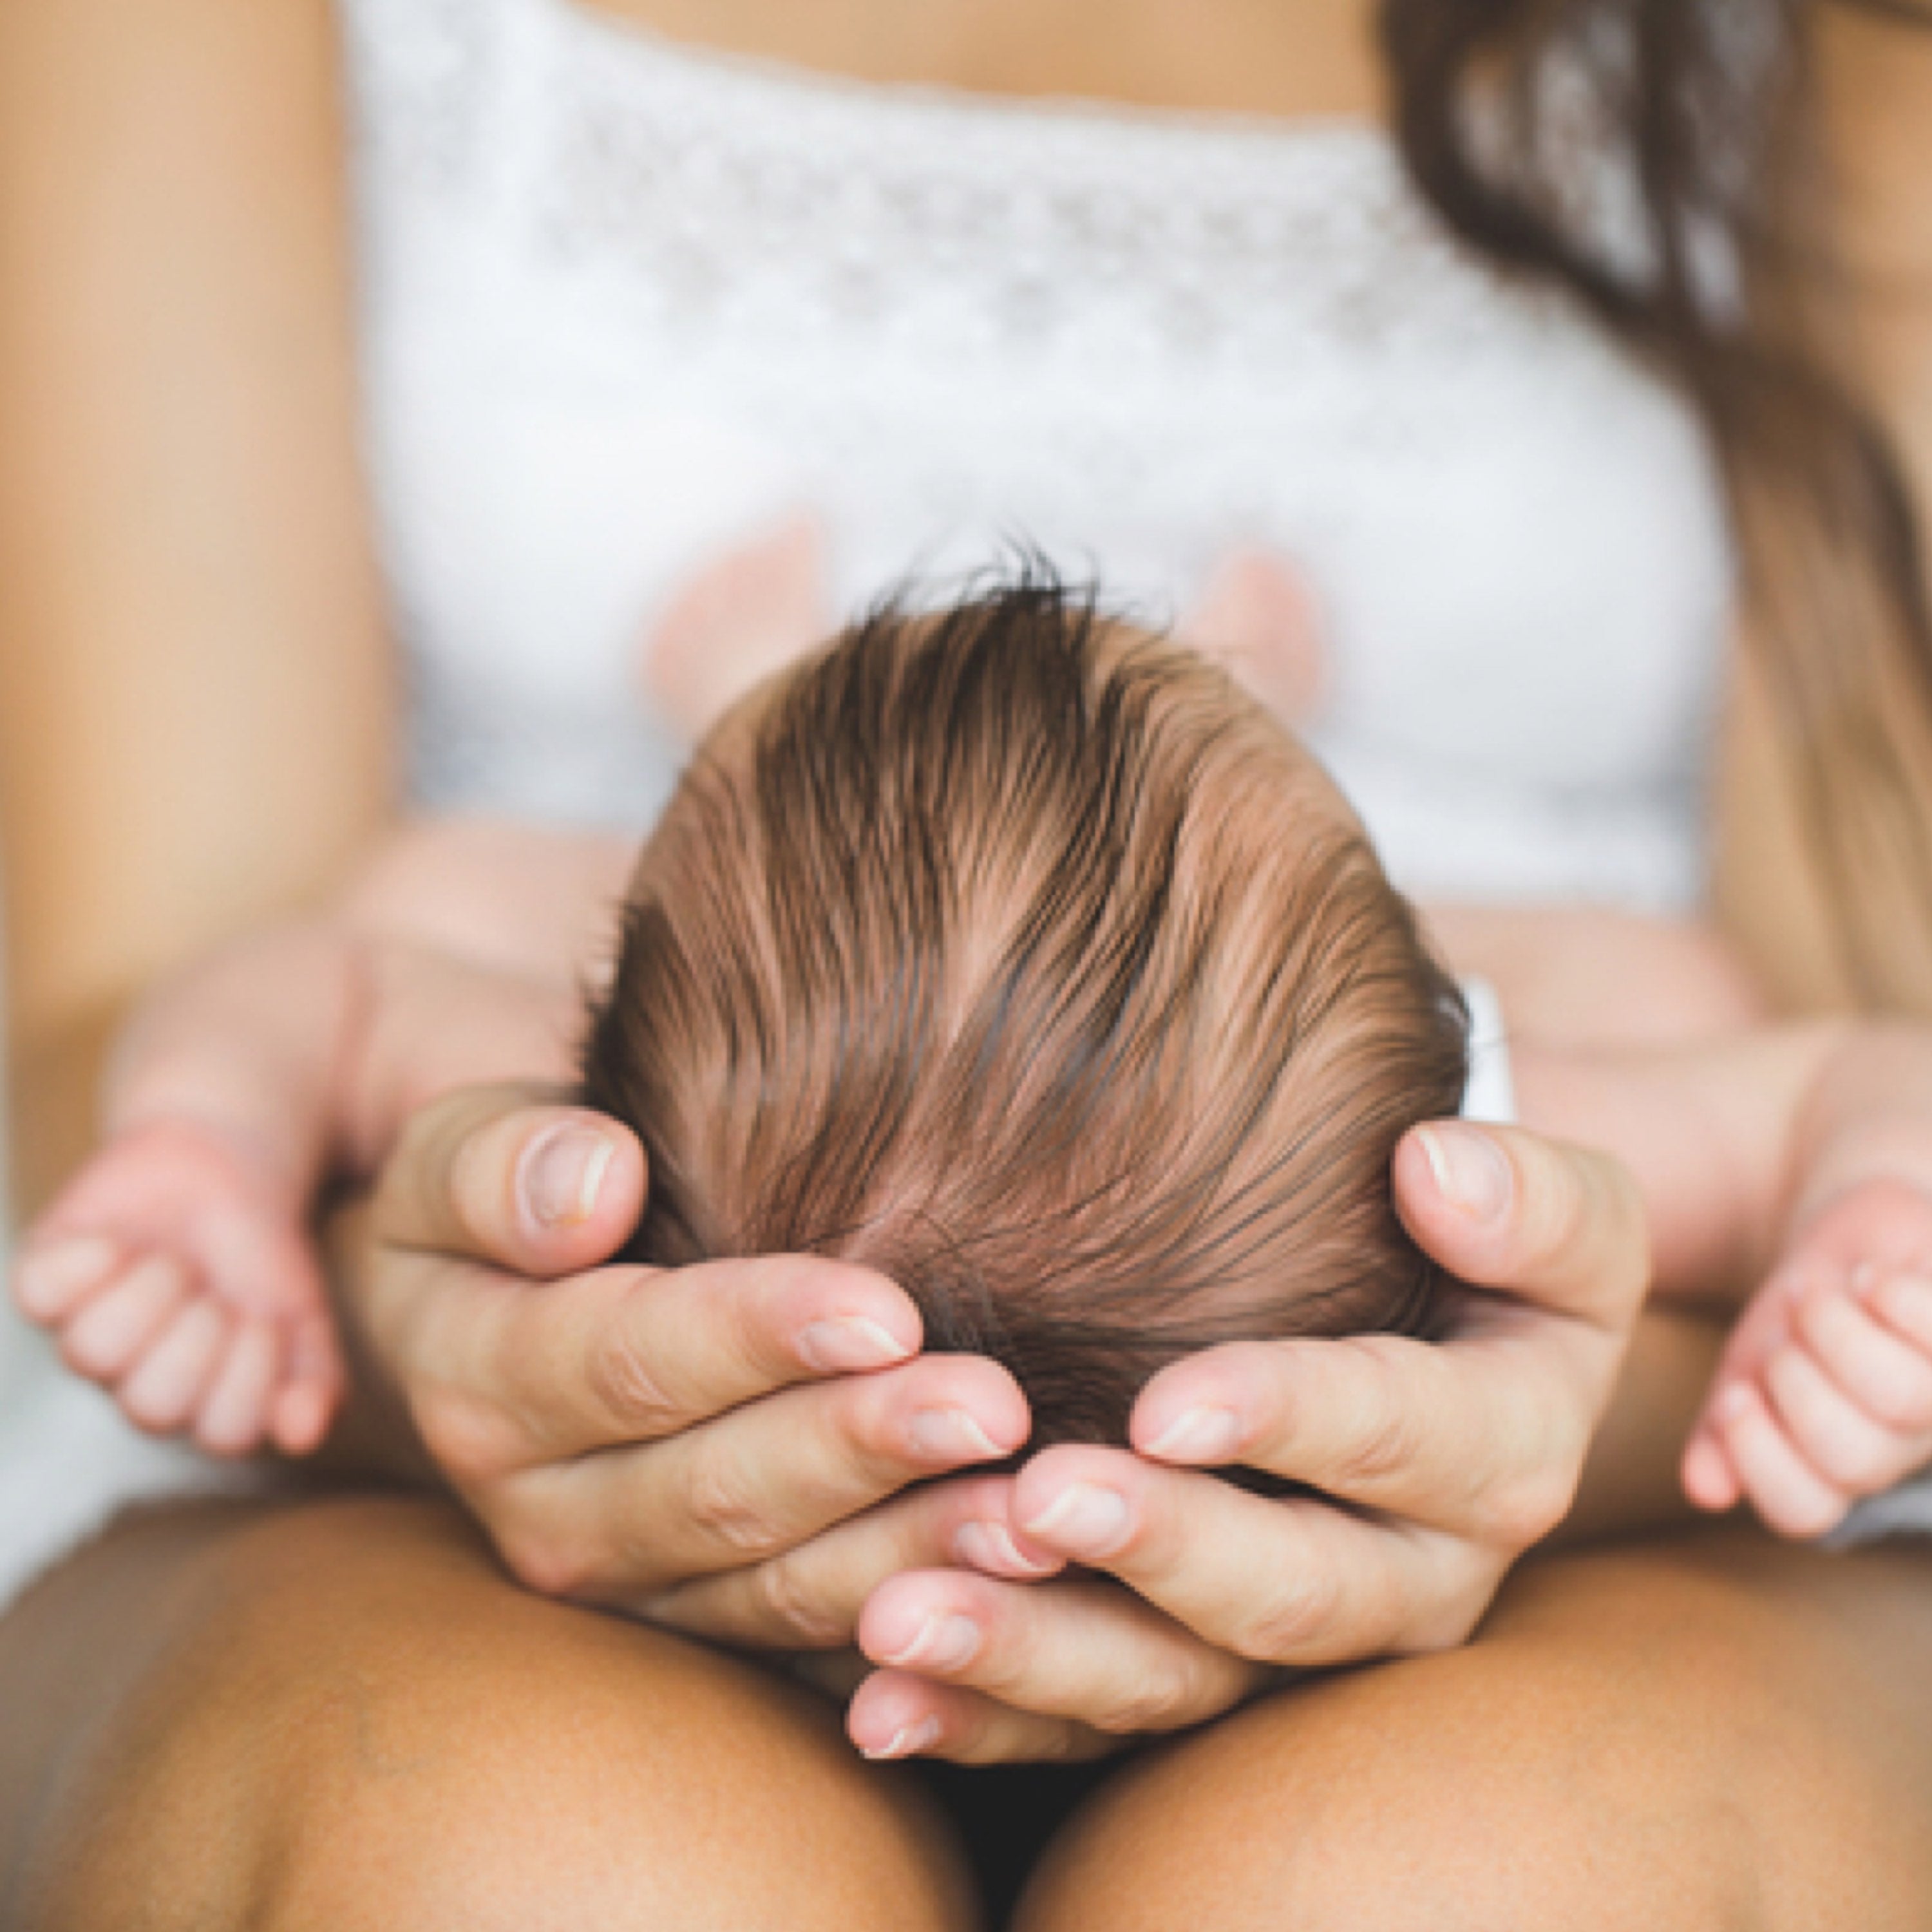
[1020,1541,1927,1932]
[27,1498,970,1932]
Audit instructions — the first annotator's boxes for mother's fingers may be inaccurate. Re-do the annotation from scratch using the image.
[855,1569,1263,1738]
[373,1083,647,1280]
[493,1353,1030,1600]
[1130,1331,1581,1539]
[849,1672,1119,1766]
[395,1248,928,1475]
[1126,1128,1646,1537]
[638,1474,1060,1649]
[1010,1447,1487,1664]
[1393,1122,1649,1334]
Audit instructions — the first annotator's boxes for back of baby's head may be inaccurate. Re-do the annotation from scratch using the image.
[583,575,1468,1447]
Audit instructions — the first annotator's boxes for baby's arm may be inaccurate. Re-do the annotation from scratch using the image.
[12,819,628,1457]
[1518,1024,1932,1535]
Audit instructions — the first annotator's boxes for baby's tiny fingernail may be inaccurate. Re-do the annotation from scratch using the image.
[878,1611,982,1672]
[907,1408,1010,1462]
[1021,1482,1132,1556]
[1143,1405,1242,1463]
[862,1716,943,1762]
[954,1519,1057,1577]
[522,1126,616,1228]
[1415,1124,1513,1223]
[797,1316,913,1373]
[14,1236,120,1320]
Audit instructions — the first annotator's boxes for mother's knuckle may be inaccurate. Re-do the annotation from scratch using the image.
[1232,1569,1341,1663]
[585,1320,680,1435]
[1485,1454,1577,1544]
[1094,1667,1193,1735]
[681,1450,785,1558]
[1332,1396,1423,1489]
[750,1556,845,1647]
[412,1387,518,1485]
[498,1519,592,1599]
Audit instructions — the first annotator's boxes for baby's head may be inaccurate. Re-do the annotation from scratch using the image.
[583,576,1468,1448]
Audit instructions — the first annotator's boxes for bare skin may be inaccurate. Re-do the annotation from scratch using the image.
[0,1497,977,1932]
[8,0,1932,1924]
[6,1499,1930,1931]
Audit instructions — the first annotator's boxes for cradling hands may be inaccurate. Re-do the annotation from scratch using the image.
[352,1094,1645,1767]
[817,1122,1649,1764]
[354,1083,1041,1620]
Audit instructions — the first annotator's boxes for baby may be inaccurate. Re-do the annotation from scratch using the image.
[15,576,1932,1534]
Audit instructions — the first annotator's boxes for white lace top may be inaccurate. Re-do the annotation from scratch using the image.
[337,0,1736,913]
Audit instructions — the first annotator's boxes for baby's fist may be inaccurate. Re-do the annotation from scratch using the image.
[12,1117,339,1457]
[1685,1177,1932,1537]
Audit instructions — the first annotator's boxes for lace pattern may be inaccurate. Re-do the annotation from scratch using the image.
[335,0,1733,911]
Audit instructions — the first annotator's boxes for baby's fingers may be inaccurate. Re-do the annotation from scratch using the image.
[119,1299,230,1435]
[194,1322,281,1458]
[1681,1276,1806,1514]
[14,1235,122,1323]
[1869,1272,1932,1356]
[1764,1346,1910,1501]
[1680,1425,1742,1513]
[58,1256,190,1381]
[1710,1381,1852,1539]
[269,1313,345,1456]
[1794,1279,1932,1435]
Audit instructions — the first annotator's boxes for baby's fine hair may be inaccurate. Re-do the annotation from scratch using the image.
[582,572,1470,1448]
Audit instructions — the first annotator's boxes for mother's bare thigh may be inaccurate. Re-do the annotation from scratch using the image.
[0,1493,975,1932]
[1020,1528,1932,1932]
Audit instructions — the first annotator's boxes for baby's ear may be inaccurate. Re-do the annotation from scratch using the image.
[1181,549,1327,726]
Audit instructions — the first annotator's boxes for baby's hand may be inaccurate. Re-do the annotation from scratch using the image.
[1683,1177,1932,1537]
[11,1117,341,1457]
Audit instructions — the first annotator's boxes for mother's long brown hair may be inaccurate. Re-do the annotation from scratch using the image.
[1379,0,1932,1012]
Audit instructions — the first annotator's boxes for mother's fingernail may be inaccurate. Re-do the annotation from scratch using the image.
[879,1610,982,1671]
[797,1316,912,1372]
[1143,1405,1242,1463]
[522,1126,616,1227]
[954,1519,1057,1577]
[1416,1124,1512,1222]
[908,1408,1009,1461]
[862,1716,943,1762]
[1021,1482,1132,1556]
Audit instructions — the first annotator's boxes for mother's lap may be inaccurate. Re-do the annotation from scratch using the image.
[3,1499,1931,1932]
[0,1496,973,1931]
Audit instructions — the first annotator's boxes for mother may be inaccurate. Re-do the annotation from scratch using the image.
[5,1,1932,1926]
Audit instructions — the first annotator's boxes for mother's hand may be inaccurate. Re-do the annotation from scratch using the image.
[818,1123,1648,1763]
[349,1084,1036,1608]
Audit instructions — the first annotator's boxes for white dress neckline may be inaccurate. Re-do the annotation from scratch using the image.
[538,0,1385,152]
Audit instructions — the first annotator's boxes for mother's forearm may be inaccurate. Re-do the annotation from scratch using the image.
[303,1194,441,1485]
[1555,1307,1724,1544]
